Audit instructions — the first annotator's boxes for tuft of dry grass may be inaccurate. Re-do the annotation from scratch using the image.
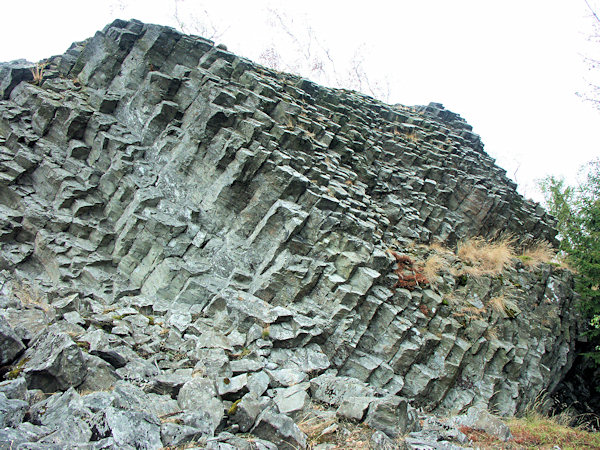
[489,295,508,314]
[11,280,51,313]
[457,236,516,276]
[298,409,375,449]
[422,254,447,283]
[30,62,46,85]
[406,131,419,142]
[518,240,556,270]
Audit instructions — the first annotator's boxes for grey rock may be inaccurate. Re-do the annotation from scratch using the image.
[0,422,53,446]
[160,421,207,447]
[336,396,373,421]
[309,374,376,406]
[178,377,224,433]
[0,314,25,365]
[22,327,87,392]
[81,391,115,413]
[206,431,278,449]
[0,60,34,100]
[105,406,162,450]
[273,383,310,419]
[0,20,586,450]
[247,371,270,397]
[251,409,307,450]
[450,407,512,442]
[51,293,80,316]
[266,368,308,387]
[89,349,127,368]
[371,430,400,450]
[216,373,249,399]
[77,353,121,392]
[0,392,28,427]
[229,392,262,432]
[0,376,28,401]
[147,371,191,396]
[180,409,216,436]
[364,396,418,438]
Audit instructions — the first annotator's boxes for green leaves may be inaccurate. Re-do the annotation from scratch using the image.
[540,159,600,363]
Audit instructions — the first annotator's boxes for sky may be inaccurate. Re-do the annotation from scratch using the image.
[2,0,599,202]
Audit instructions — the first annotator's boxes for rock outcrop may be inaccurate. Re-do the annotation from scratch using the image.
[0,19,584,448]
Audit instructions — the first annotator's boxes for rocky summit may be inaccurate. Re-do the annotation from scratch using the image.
[0,19,585,449]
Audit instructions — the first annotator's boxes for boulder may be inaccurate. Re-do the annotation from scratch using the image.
[364,396,419,438]
[0,392,28,427]
[251,409,307,450]
[22,327,87,392]
[0,315,25,365]
[178,377,224,433]
[105,406,162,450]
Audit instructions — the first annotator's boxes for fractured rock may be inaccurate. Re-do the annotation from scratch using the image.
[22,327,87,392]
[0,314,25,365]
[251,409,307,450]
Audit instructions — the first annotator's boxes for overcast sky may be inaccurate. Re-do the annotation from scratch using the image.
[2,0,599,202]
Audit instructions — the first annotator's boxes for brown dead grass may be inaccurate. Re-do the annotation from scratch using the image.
[11,280,51,313]
[422,254,447,283]
[298,410,375,449]
[457,236,516,276]
[489,296,508,314]
[518,240,556,270]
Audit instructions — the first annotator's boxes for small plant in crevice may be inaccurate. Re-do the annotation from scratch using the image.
[6,358,29,380]
[262,324,271,339]
[30,62,46,85]
[227,398,242,415]
[387,249,429,290]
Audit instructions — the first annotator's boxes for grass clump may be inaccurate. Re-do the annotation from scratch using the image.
[506,414,600,449]
[457,236,516,276]
[298,410,375,449]
[518,240,556,270]
[422,254,447,284]
[262,325,270,339]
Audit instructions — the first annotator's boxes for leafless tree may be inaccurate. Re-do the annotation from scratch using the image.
[172,0,227,41]
[170,1,391,102]
[581,0,600,110]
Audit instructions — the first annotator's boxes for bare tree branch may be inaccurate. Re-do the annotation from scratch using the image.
[584,0,600,24]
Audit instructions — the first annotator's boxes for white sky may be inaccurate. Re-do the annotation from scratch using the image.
[2,0,599,202]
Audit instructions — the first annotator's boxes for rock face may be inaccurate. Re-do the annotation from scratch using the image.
[0,19,585,448]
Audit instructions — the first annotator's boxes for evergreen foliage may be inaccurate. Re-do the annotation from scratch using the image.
[540,159,600,363]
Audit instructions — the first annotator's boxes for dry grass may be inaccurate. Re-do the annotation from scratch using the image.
[298,410,375,449]
[452,305,486,321]
[30,62,46,85]
[457,236,516,276]
[406,131,419,142]
[11,280,51,313]
[518,240,556,270]
[422,254,447,283]
[428,241,455,256]
[461,401,600,450]
[489,295,508,314]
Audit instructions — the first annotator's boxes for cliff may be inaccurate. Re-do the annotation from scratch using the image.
[0,19,584,448]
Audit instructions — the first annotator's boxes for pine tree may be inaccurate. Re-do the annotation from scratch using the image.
[540,159,600,363]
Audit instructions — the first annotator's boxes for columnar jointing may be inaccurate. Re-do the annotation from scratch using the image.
[0,18,581,447]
